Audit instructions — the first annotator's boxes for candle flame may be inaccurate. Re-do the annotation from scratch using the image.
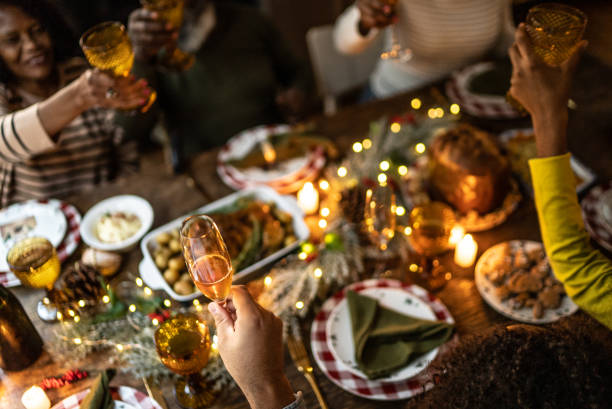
[261,140,276,165]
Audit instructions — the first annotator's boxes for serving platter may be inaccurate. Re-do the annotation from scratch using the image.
[139,186,309,301]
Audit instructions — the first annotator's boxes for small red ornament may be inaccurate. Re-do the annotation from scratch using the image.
[40,369,88,390]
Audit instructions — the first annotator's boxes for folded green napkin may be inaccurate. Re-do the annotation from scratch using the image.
[80,369,116,409]
[347,290,454,379]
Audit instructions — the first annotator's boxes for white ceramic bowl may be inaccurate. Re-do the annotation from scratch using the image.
[80,195,154,252]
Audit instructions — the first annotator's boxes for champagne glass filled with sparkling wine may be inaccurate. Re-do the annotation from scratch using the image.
[7,237,61,322]
[80,21,157,112]
[507,3,587,112]
[140,0,195,71]
[379,0,412,62]
[155,314,215,408]
[364,185,397,252]
[180,215,233,303]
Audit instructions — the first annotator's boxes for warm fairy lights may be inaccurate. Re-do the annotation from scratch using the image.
[450,103,460,114]
[390,122,401,133]
[320,207,330,217]
[74,316,80,323]
[378,173,388,184]
[409,264,419,272]
[379,160,390,171]
[313,268,323,278]
[319,179,329,190]
[398,165,408,176]
[56,312,63,320]
[102,295,110,304]
[411,98,422,109]
[43,297,50,305]
[415,143,426,154]
[128,304,136,313]
[362,138,372,149]
[135,277,143,287]
[295,301,304,310]
[68,309,75,317]
[337,166,347,177]
[116,344,124,352]
[404,226,412,236]
[151,318,159,326]
[427,108,436,119]
[144,287,152,296]
[318,219,328,229]
[73,338,82,345]
[298,252,308,260]
[352,142,363,153]
[395,206,406,216]
[78,300,86,308]
[193,299,200,306]
[264,276,272,286]
[164,299,172,308]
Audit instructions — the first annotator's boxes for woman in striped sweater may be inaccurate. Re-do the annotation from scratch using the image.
[333,0,515,99]
[0,0,150,207]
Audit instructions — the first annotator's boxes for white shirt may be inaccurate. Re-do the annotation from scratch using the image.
[333,0,514,98]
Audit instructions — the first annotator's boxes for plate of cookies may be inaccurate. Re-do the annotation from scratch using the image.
[474,240,578,324]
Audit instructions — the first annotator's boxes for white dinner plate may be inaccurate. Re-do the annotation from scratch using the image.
[474,240,578,324]
[50,386,161,409]
[0,200,67,271]
[326,287,439,383]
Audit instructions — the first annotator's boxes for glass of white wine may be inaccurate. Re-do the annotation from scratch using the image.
[7,237,61,322]
[364,185,397,252]
[180,215,233,303]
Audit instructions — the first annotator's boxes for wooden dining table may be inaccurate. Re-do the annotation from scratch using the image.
[2,55,611,409]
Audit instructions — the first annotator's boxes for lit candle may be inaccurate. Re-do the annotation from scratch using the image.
[21,386,50,409]
[260,140,276,165]
[449,225,465,247]
[454,234,478,268]
[297,182,319,215]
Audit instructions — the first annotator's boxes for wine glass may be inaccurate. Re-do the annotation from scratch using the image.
[80,21,157,112]
[364,185,397,252]
[379,0,412,63]
[7,237,61,322]
[407,202,455,290]
[506,3,587,112]
[140,0,195,71]
[155,313,215,408]
[180,215,233,303]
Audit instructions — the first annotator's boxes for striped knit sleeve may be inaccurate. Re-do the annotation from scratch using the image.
[0,103,56,163]
[333,5,381,55]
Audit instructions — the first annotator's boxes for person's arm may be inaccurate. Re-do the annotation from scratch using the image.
[208,286,302,409]
[0,70,147,162]
[333,2,391,55]
[509,24,612,330]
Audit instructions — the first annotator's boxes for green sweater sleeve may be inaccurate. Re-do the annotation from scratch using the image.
[529,153,612,329]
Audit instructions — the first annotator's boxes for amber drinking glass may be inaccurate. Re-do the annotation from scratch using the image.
[7,237,61,322]
[155,314,214,408]
[140,0,195,71]
[80,21,157,112]
[379,0,412,62]
[180,215,233,303]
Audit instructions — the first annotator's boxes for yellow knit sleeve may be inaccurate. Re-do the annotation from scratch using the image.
[529,153,612,329]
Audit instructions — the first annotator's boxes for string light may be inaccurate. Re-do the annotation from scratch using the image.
[144,287,153,296]
[78,300,86,308]
[73,338,82,345]
[298,252,308,260]
[395,206,406,216]
[411,98,422,109]
[337,167,347,177]
[56,312,63,320]
[193,299,200,306]
[318,219,328,229]
[352,142,363,153]
[68,309,75,317]
[427,108,436,119]
[102,295,110,304]
[151,318,160,326]
[74,316,80,323]
[362,138,372,149]
[450,103,460,114]
[116,344,124,352]
[319,180,329,190]
[379,160,390,171]
[409,264,419,272]
[390,122,401,133]
[313,268,323,278]
[415,143,426,154]
[128,304,136,313]
[163,299,172,308]
[320,207,330,217]
[264,276,272,286]
[295,301,304,310]
[135,278,143,287]
[398,165,408,176]
[435,107,444,118]
[377,173,388,184]
[404,226,412,236]
[43,297,50,305]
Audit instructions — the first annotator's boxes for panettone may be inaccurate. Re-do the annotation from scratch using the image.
[427,124,510,214]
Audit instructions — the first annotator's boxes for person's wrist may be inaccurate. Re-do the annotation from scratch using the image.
[243,374,295,409]
[532,108,569,157]
[68,78,93,112]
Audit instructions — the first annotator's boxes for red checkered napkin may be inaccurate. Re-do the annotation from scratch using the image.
[51,386,162,409]
[310,279,454,401]
[0,199,81,287]
[582,181,612,253]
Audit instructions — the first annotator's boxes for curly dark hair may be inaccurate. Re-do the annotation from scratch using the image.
[409,314,612,409]
[0,0,79,84]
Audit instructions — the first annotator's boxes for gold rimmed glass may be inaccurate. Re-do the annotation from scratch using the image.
[507,3,587,113]
[80,21,157,112]
[140,0,195,71]
[7,237,61,322]
[180,215,233,303]
[155,314,215,408]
